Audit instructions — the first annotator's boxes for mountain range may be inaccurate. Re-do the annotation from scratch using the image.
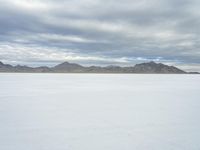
[0,61,199,74]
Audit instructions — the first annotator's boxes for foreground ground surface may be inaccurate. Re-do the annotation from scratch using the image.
[0,74,200,150]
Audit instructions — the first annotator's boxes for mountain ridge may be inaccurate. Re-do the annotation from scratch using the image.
[0,61,199,74]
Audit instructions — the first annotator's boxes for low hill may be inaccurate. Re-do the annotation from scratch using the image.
[0,61,198,74]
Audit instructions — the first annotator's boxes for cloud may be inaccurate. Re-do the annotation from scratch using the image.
[0,0,200,71]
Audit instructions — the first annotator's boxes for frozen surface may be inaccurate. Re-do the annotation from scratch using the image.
[0,74,200,150]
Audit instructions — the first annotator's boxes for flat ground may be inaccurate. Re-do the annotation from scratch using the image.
[0,74,200,150]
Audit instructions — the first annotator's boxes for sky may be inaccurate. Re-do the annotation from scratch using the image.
[0,0,200,71]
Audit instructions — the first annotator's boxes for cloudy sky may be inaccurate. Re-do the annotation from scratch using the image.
[0,0,200,71]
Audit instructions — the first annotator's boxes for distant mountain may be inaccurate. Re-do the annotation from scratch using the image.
[0,62,52,73]
[53,61,85,73]
[132,61,186,74]
[0,61,198,74]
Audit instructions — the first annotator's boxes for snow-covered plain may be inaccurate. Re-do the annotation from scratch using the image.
[0,74,200,150]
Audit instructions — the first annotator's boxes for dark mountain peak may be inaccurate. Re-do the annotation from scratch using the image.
[0,61,13,69]
[58,61,70,65]
[133,61,186,74]
[135,61,160,66]
[149,61,156,64]
[53,61,85,73]
[54,61,83,67]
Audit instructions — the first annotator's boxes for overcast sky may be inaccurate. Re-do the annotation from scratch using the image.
[0,0,200,71]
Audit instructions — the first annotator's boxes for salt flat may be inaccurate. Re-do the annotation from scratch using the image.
[0,74,200,150]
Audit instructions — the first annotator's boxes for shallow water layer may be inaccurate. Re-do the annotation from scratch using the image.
[0,74,200,150]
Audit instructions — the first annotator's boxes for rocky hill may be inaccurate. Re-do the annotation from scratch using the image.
[0,61,197,74]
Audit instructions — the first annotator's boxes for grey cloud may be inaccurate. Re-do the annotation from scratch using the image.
[0,0,200,71]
